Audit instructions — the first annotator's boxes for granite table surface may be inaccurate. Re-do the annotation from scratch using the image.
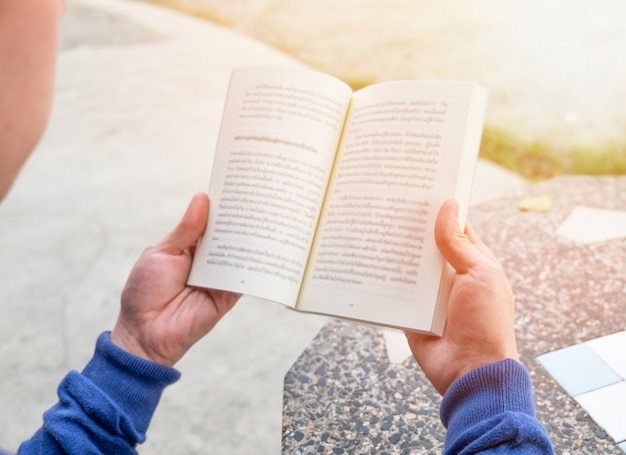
[282,175,626,454]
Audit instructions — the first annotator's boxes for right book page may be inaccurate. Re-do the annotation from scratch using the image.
[296,80,487,334]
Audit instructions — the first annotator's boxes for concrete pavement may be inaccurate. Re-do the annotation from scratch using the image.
[0,0,525,453]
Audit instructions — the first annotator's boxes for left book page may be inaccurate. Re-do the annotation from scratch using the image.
[187,65,353,307]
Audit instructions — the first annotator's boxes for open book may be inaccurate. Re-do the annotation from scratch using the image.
[187,65,487,335]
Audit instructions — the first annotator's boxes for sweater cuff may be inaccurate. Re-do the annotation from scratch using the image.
[441,359,536,432]
[81,331,181,434]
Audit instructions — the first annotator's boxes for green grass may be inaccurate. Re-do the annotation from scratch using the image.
[570,145,626,176]
[479,128,560,180]
[480,128,626,180]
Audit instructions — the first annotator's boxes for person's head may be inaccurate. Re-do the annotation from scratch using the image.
[0,0,66,201]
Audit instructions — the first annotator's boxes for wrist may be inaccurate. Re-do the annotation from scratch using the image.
[450,351,520,391]
[447,333,520,387]
[82,332,181,435]
[110,323,172,367]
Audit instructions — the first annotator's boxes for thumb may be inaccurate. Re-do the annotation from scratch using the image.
[434,199,481,274]
[159,193,209,254]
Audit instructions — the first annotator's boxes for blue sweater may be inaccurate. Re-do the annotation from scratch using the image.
[12,332,179,454]
[3,335,553,454]
[441,359,554,454]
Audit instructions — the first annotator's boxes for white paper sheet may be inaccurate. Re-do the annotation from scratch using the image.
[556,206,626,244]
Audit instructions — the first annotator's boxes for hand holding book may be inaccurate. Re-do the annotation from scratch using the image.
[406,199,519,394]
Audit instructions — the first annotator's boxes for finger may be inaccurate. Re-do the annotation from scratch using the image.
[464,222,498,261]
[434,199,482,274]
[158,193,210,254]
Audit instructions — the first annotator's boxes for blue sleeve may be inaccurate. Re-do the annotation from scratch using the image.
[15,332,180,454]
[441,359,554,454]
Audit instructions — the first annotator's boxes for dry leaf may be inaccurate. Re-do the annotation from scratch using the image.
[519,194,552,212]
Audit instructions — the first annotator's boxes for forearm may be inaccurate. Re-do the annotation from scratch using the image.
[441,359,554,454]
[16,332,180,454]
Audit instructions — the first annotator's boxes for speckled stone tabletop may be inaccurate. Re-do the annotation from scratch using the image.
[282,175,626,454]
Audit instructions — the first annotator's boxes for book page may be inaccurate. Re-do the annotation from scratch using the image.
[298,81,486,332]
[188,66,353,306]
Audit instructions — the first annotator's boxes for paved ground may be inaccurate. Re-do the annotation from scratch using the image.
[0,0,526,453]
[283,176,626,455]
